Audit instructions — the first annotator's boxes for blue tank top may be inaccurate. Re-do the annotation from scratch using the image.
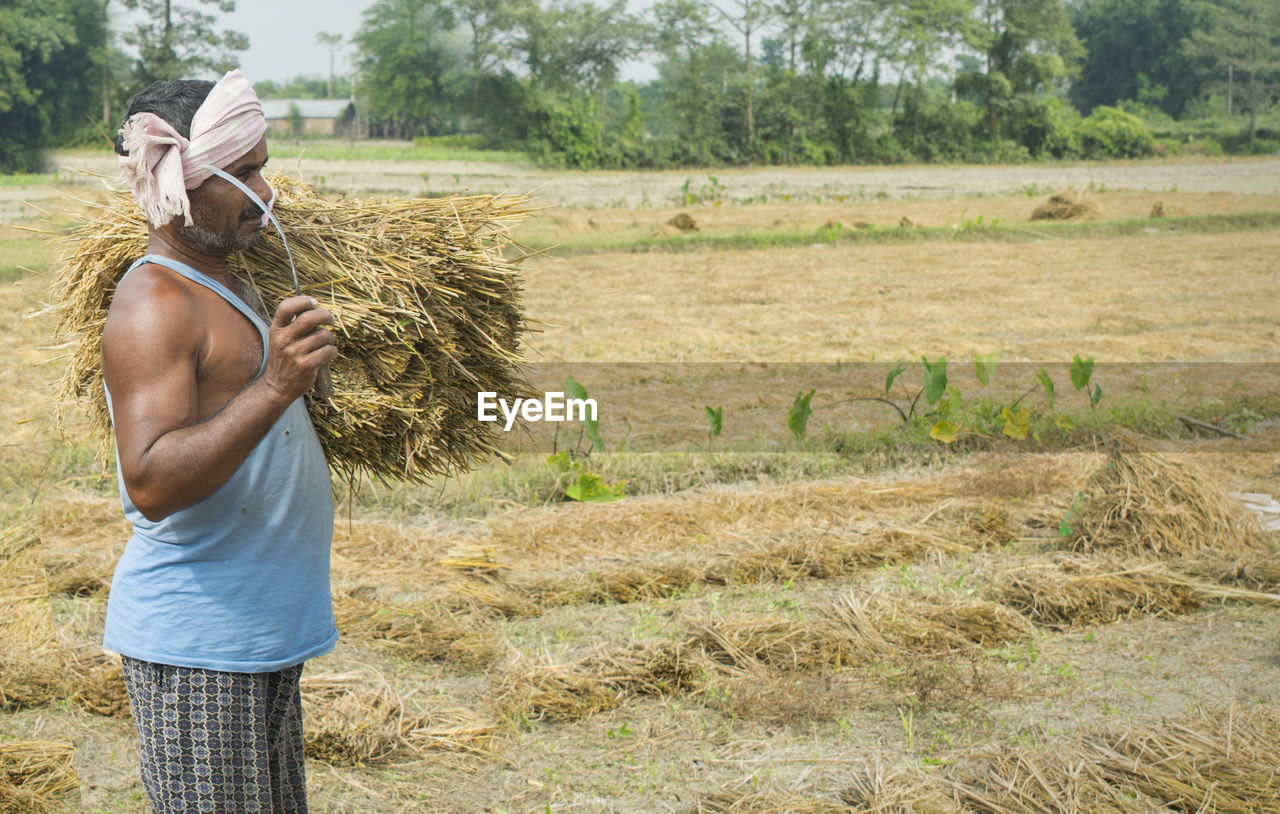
[103,254,338,673]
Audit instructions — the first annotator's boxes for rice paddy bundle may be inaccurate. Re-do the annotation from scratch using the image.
[496,638,726,721]
[302,673,404,766]
[941,704,1280,813]
[833,591,1033,653]
[694,616,872,671]
[695,791,850,813]
[577,638,711,696]
[302,673,498,766]
[43,559,108,599]
[0,525,46,598]
[1088,704,1280,811]
[493,655,621,721]
[0,524,37,563]
[839,762,960,814]
[0,741,78,805]
[333,594,499,666]
[1030,189,1100,221]
[511,561,701,605]
[704,525,973,586]
[1182,550,1280,593]
[64,654,129,719]
[944,743,1155,812]
[0,658,68,712]
[0,783,51,814]
[457,520,979,619]
[993,554,1202,627]
[447,578,542,618]
[1069,436,1269,558]
[49,174,533,482]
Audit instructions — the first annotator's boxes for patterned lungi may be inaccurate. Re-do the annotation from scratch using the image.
[120,656,309,813]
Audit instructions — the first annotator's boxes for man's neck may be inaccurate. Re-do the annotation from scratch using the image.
[146,229,233,284]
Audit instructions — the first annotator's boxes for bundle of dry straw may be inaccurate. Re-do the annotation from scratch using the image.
[1030,189,1100,221]
[993,554,1203,627]
[50,174,533,482]
[1068,435,1269,558]
[301,673,499,766]
[0,740,79,813]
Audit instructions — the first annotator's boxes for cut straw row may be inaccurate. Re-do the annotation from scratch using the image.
[494,590,1032,722]
[697,704,1280,814]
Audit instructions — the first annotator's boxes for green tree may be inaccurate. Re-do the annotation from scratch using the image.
[120,0,248,85]
[956,0,1083,143]
[1186,0,1280,140]
[354,0,461,138]
[516,0,638,102]
[453,0,527,121]
[1070,0,1203,116]
[709,0,774,150]
[0,0,107,171]
[649,0,743,162]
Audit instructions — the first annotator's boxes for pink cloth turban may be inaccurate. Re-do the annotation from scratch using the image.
[117,69,267,228]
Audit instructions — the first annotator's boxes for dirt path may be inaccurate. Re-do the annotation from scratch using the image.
[5,154,1278,221]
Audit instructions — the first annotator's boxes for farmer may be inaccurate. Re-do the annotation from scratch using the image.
[102,70,337,812]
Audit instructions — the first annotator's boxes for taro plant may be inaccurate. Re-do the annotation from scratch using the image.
[546,451,624,503]
[704,405,723,445]
[1070,354,1103,409]
[565,376,604,451]
[787,389,816,441]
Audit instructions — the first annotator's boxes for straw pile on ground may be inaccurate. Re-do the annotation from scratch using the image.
[496,590,1033,722]
[830,591,1034,653]
[0,741,79,813]
[333,593,500,666]
[1068,436,1269,558]
[993,554,1203,627]
[458,521,984,616]
[1030,189,1101,221]
[301,673,499,766]
[694,791,851,813]
[496,639,719,721]
[48,173,533,482]
[943,704,1280,812]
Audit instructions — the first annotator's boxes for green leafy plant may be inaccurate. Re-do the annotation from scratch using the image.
[704,405,723,440]
[787,389,816,441]
[974,353,995,389]
[1002,406,1030,439]
[565,376,603,451]
[1036,368,1055,411]
[546,451,624,503]
[921,357,948,406]
[1069,355,1094,391]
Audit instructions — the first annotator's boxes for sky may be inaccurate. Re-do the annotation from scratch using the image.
[111,0,659,88]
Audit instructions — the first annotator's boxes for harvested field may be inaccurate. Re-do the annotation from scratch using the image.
[4,157,1280,812]
[521,230,1280,362]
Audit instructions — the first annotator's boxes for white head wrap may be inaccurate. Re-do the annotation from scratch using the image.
[117,69,267,228]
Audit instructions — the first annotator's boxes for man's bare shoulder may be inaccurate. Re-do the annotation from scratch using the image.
[104,262,206,353]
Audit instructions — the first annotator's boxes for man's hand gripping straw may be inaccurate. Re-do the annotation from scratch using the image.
[201,164,334,399]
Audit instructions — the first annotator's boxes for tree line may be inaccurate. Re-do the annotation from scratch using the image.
[1,0,1278,173]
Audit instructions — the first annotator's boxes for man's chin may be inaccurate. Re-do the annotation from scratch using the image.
[175,222,263,256]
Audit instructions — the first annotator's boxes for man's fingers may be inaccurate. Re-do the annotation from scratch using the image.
[306,343,339,366]
[272,295,331,329]
[293,327,336,356]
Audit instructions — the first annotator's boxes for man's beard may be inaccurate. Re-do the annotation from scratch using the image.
[174,193,262,256]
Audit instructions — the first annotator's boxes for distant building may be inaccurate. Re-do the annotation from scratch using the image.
[261,99,359,138]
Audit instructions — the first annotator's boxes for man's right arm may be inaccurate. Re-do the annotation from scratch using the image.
[103,269,335,521]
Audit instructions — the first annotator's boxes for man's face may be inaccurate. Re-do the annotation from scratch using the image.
[174,136,271,256]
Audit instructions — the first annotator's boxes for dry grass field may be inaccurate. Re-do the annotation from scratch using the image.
[3,157,1280,813]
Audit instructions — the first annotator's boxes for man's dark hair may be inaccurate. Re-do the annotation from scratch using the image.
[114,80,216,156]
